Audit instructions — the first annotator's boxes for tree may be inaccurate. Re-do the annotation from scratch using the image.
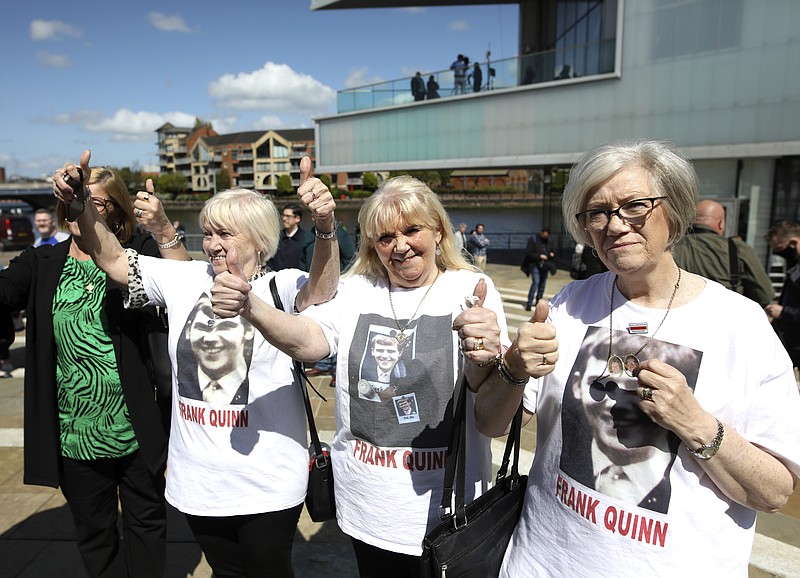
[214,169,231,193]
[156,173,189,197]
[276,174,294,195]
[319,174,332,189]
[362,172,378,191]
[115,167,145,194]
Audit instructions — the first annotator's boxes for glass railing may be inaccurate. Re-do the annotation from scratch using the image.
[336,41,616,114]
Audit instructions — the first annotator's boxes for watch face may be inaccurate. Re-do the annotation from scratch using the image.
[698,445,718,459]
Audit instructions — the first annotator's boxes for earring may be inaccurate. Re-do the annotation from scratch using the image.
[435,243,442,256]
[591,247,599,258]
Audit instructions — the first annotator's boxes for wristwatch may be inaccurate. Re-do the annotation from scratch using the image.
[688,418,724,460]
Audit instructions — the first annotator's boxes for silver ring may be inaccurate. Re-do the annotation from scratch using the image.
[143,193,150,201]
[640,387,654,401]
[135,208,143,218]
[473,337,485,351]
[312,191,317,201]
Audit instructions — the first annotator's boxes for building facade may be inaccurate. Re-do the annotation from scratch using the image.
[311,0,800,264]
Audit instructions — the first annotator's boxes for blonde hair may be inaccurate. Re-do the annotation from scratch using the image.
[347,175,475,279]
[199,189,281,265]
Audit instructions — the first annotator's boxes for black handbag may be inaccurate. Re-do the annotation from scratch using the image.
[269,278,336,522]
[141,305,172,399]
[421,379,527,578]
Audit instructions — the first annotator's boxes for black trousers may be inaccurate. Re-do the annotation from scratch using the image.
[351,538,422,578]
[185,503,303,578]
[59,450,167,578]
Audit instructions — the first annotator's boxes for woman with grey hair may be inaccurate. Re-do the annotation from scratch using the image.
[476,139,800,576]
[208,174,548,576]
[54,149,340,578]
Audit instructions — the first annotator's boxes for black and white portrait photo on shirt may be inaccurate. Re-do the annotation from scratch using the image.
[176,293,255,405]
[348,313,455,448]
[560,326,702,513]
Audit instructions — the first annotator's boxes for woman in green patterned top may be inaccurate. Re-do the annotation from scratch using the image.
[0,165,189,577]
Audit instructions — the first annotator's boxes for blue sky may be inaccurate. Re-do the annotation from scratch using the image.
[1,1,518,178]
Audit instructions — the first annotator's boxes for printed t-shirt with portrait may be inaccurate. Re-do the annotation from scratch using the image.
[134,255,309,517]
[500,272,800,577]
[303,268,511,555]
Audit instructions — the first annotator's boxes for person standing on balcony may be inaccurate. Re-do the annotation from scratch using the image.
[427,75,440,99]
[411,72,426,102]
[450,54,467,95]
[471,61,483,93]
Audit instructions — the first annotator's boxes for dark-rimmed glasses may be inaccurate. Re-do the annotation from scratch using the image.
[575,197,666,232]
[91,197,115,213]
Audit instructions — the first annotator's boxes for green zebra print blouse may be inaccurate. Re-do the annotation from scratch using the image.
[53,257,138,461]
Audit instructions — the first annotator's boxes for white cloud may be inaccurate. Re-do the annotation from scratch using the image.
[209,62,336,114]
[49,109,197,141]
[344,67,384,89]
[448,20,471,31]
[207,116,239,133]
[37,51,71,68]
[30,19,83,41]
[147,12,191,33]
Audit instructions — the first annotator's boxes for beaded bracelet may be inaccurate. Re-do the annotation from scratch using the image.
[157,232,182,250]
[496,351,529,387]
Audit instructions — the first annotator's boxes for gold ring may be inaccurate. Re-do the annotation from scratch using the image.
[312,191,317,201]
[541,354,548,365]
[640,387,654,401]
[473,337,484,351]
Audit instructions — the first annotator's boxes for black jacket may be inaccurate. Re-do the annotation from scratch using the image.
[0,235,169,487]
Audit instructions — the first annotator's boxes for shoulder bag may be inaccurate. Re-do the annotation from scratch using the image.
[269,277,336,522]
[421,378,528,577]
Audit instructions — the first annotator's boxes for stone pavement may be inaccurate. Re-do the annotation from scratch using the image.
[0,264,798,577]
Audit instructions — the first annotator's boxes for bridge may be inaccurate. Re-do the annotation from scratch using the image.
[0,183,57,210]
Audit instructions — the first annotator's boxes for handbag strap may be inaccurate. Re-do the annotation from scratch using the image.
[269,277,326,460]
[438,376,524,528]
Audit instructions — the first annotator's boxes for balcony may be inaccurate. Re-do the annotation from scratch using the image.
[336,42,615,114]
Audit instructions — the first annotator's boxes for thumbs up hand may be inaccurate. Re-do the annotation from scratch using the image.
[508,299,558,379]
[211,247,253,318]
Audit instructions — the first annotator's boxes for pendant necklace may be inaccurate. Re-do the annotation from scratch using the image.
[388,270,441,343]
[607,268,681,372]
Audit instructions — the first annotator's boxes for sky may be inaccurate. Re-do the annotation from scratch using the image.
[1,1,519,178]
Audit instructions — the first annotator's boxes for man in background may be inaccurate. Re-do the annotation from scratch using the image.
[33,208,69,247]
[522,227,556,311]
[268,203,313,271]
[673,199,774,307]
[467,223,490,270]
[765,220,800,370]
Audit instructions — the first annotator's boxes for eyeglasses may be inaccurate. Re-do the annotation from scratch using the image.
[575,197,666,231]
[91,197,115,212]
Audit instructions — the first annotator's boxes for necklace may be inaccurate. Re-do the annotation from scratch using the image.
[607,268,681,373]
[388,270,441,343]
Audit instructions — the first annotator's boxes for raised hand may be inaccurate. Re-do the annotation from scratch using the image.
[53,149,92,209]
[134,179,172,238]
[453,278,500,366]
[296,156,335,228]
[210,247,253,319]
[513,299,558,378]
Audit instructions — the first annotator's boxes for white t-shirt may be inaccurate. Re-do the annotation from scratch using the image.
[303,269,507,555]
[502,272,800,577]
[137,256,309,516]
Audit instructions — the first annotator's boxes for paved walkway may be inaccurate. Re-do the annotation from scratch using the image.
[0,264,798,576]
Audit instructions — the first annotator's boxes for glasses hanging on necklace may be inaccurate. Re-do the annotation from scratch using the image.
[606,269,681,376]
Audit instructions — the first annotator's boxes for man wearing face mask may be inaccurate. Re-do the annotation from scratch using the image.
[765,220,800,369]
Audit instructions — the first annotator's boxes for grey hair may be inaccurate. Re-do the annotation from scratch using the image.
[562,140,699,248]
